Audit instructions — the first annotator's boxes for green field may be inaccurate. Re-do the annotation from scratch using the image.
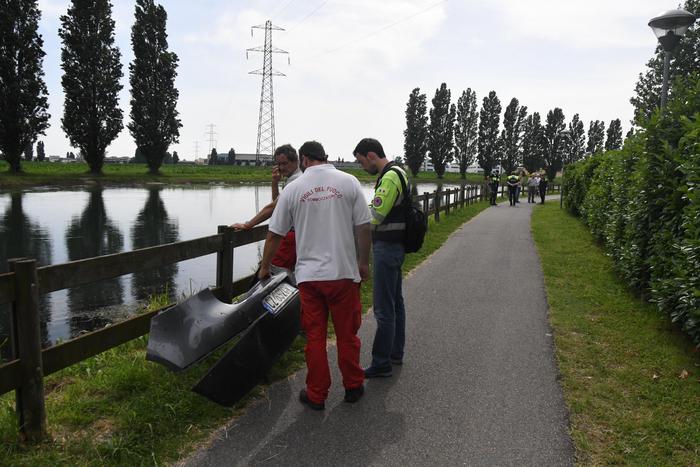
[0,160,488,188]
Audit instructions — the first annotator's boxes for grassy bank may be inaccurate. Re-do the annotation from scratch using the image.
[0,160,487,188]
[0,199,492,466]
[531,203,700,465]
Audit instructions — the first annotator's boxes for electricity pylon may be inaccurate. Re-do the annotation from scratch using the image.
[247,20,289,165]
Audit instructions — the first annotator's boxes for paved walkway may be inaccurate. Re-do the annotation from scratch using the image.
[183,199,574,466]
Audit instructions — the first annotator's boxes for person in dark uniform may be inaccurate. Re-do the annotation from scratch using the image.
[506,173,519,206]
[489,170,500,206]
[538,173,549,204]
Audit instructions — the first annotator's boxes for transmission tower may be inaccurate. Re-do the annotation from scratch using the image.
[205,124,217,155]
[247,21,289,165]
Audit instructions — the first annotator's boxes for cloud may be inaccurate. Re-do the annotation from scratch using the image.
[480,0,664,48]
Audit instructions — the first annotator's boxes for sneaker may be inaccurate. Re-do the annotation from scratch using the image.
[390,357,403,365]
[299,389,325,411]
[344,385,364,403]
[364,365,392,378]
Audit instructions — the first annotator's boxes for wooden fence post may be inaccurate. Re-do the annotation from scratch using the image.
[216,226,235,303]
[445,189,451,216]
[9,258,46,442]
[434,190,441,222]
[423,192,430,217]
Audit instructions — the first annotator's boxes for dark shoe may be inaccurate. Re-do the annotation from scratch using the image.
[364,365,392,378]
[390,357,403,365]
[344,385,364,403]
[299,389,324,411]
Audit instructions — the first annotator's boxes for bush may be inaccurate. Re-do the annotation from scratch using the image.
[562,74,700,345]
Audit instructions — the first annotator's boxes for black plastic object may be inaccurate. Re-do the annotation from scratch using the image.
[192,288,301,407]
[146,272,293,371]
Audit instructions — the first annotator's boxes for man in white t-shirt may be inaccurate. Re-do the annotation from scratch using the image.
[258,141,371,410]
[231,144,301,269]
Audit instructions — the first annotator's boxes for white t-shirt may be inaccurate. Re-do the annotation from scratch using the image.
[269,164,371,283]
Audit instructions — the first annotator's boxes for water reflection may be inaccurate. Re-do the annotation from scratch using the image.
[65,187,124,335]
[130,187,179,302]
[0,192,53,360]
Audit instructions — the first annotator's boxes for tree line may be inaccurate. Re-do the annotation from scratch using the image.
[403,85,624,181]
[0,0,180,175]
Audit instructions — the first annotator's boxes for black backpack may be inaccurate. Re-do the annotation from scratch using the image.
[388,167,428,253]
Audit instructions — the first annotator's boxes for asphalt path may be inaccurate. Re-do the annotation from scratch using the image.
[183,198,574,466]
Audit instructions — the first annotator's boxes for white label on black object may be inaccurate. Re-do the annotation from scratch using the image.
[263,283,298,316]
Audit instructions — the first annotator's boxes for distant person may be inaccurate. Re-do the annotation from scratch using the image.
[354,137,408,378]
[506,173,519,206]
[517,168,528,203]
[258,141,371,410]
[527,173,539,203]
[538,173,549,204]
[489,170,500,206]
[231,144,301,270]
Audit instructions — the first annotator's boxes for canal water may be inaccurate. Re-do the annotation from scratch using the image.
[0,181,462,360]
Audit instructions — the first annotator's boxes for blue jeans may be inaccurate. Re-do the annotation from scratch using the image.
[371,241,406,369]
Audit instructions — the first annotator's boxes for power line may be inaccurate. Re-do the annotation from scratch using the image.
[287,0,330,32]
[269,0,296,21]
[310,0,448,58]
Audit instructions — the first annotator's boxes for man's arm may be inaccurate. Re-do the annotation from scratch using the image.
[230,198,278,230]
[258,231,284,280]
[271,165,281,201]
[355,222,371,281]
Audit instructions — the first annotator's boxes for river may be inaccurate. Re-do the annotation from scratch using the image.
[0,180,463,360]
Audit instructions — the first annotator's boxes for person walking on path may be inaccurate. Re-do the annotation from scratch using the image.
[517,168,528,203]
[538,173,549,204]
[354,138,408,378]
[258,141,371,410]
[489,170,500,206]
[527,173,539,203]
[231,144,302,270]
[506,173,519,207]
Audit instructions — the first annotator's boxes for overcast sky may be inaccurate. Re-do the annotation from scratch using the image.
[35,0,667,161]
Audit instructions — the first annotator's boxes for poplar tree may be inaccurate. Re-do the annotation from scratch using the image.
[24,142,33,161]
[427,83,455,178]
[542,108,566,181]
[454,88,478,179]
[565,113,586,165]
[36,140,45,161]
[605,118,623,151]
[59,0,123,174]
[477,90,501,175]
[586,120,606,154]
[499,97,528,174]
[0,0,50,173]
[128,0,181,174]
[403,88,428,176]
[522,112,545,173]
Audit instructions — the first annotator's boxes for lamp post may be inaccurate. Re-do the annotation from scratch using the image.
[648,9,697,109]
[558,129,571,209]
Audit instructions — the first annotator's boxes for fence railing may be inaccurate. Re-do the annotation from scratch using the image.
[0,182,559,440]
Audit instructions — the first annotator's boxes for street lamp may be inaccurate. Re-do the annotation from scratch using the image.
[558,129,571,209]
[648,9,697,108]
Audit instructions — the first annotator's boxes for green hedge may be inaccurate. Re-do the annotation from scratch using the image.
[562,75,700,346]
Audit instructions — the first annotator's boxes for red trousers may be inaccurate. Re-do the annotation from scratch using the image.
[298,280,364,403]
[271,231,296,270]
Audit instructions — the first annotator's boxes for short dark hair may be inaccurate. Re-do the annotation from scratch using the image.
[274,144,298,162]
[353,138,385,159]
[298,141,327,161]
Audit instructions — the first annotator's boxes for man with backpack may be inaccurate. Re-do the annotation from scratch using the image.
[354,138,408,378]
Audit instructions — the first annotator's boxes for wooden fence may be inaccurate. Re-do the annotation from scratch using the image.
[0,182,559,440]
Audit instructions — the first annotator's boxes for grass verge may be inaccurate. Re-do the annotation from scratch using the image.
[531,202,700,465]
[0,199,492,466]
